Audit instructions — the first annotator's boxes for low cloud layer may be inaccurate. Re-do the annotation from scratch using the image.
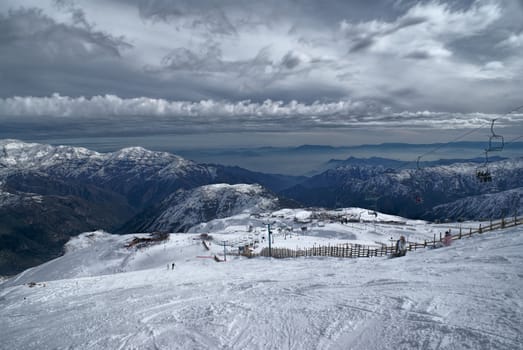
[1,94,520,132]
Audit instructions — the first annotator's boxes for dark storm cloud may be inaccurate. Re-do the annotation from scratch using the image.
[155,42,335,103]
[349,37,375,53]
[0,0,522,145]
[403,51,431,60]
[0,7,133,97]
[137,0,238,35]
[280,52,301,70]
[160,43,272,76]
[0,7,129,58]
[345,15,427,53]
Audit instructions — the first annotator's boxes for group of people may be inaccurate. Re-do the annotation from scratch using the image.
[393,230,452,258]
[476,170,492,182]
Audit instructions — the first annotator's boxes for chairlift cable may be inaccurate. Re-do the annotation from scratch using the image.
[409,133,522,179]
[392,123,489,173]
[505,105,523,116]
[337,106,521,209]
[399,105,522,174]
[471,134,522,161]
[474,133,523,183]
[475,134,523,177]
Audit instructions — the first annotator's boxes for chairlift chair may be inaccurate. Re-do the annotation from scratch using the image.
[477,119,505,183]
[476,169,492,182]
[476,151,493,183]
[486,119,504,152]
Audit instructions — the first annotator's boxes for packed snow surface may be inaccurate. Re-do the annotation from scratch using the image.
[1,213,522,349]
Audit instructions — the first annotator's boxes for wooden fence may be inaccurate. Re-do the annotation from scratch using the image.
[257,244,393,259]
[415,216,522,250]
[251,216,521,259]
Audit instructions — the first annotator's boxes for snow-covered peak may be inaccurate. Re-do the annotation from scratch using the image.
[0,139,101,169]
[0,139,42,149]
[136,183,280,233]
[200,183,266,196]
[110,146,169,160]
[0,139,200,181]
[175,183,276,213]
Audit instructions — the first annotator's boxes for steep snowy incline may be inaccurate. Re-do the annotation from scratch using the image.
[427,187,523,220]
[131,183,282,233]
[1,225,521,349]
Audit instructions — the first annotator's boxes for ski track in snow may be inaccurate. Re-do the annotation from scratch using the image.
[1,225,522,349]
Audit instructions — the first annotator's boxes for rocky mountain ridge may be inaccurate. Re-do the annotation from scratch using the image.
[119,183,282,233]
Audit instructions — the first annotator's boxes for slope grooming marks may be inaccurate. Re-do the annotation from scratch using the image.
[1,222,522,350]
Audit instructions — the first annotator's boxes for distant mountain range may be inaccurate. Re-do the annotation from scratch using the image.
[174,141,523,175]
[1,139,522,275]
[325,155,507,169]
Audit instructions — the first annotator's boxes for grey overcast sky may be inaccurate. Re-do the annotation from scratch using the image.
[0,0,522,151]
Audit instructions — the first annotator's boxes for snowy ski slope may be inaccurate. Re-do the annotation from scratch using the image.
[1,209,522,349]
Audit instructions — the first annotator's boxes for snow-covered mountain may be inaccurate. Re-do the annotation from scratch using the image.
[0,140,302,275]
[119,183,284,233]
[1,213,521,349]
[0,139,101,170]
[283,158,523,219]
[0,140,301,204]
[2,139,522,276]
[0,139,217,208]
[0,139,190,173]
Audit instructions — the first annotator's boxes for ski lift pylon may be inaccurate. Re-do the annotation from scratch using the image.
[416,156,422,171]
[412,156,424,203]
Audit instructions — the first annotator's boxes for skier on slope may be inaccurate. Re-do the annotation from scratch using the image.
[442,231,452,247]
[393,235,407,257]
